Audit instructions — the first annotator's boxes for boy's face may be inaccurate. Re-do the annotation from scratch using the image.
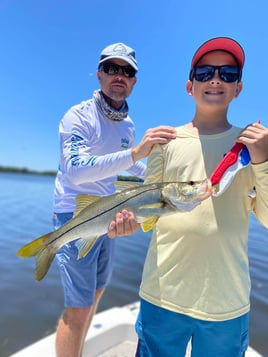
[186,51,243,110]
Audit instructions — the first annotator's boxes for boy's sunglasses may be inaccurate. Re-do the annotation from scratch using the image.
[99,63,136,78]
[190,65,242,83]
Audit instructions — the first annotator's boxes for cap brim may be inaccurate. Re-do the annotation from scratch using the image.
[191,37,245,68]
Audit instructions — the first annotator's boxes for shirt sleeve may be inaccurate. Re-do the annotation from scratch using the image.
[59,108,137,185]
[127,160,146,179]
[144,144,165,184]
[251,161,268,228]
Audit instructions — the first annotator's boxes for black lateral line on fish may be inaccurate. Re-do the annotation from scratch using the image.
[49,184,163,246]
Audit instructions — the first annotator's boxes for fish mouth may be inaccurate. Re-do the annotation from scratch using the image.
[181,179,213,201]
[162,179,213,212]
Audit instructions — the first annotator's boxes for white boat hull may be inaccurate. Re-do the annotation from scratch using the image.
[10,301,263,357]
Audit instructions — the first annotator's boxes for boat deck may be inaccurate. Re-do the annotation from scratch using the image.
[11,301,263,357]
[98,340,136,357]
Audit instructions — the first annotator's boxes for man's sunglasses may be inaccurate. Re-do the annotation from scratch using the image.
[190,65,242,83]
[99,63,136,78]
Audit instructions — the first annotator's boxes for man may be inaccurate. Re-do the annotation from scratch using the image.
[53,42,176,357]
[109,37,268,356]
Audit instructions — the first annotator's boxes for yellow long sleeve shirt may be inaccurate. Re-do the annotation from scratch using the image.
[140,125,268,321]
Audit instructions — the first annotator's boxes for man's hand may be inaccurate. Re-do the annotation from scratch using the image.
[131,126,176,162]
[237,122,268,164]
[108,210,140,238]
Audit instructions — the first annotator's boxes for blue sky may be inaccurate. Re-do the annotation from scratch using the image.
[1,0,268,171]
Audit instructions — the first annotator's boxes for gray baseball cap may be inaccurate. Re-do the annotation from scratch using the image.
[98,42,138,71]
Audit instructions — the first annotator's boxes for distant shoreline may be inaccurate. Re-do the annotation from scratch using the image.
[0,166,143,182]
[0,166,57,176]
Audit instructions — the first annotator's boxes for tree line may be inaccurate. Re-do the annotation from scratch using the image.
[0,165,143,182]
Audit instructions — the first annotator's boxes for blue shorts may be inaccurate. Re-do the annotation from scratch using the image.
[135,299,249,357]
[53,212,115,308]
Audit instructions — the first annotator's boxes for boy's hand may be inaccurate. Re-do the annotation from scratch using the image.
[108,210,140,238]
[237,122,268,164]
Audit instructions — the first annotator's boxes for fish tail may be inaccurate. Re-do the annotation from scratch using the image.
[17,233,56,281]
[17,235,48,258]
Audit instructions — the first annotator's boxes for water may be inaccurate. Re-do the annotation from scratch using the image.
[0,172,267,357]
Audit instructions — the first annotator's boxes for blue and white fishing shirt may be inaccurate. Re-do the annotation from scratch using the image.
[53,97,145,212]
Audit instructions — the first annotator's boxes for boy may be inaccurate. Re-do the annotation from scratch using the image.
[109,37,268,356]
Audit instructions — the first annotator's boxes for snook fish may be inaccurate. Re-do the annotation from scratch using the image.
[17,180,212,281]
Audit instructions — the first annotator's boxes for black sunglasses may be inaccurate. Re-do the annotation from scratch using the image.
[190,65,242,83]
[99,63,136,78]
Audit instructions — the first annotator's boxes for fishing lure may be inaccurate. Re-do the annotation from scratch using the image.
[210,120,260,197]
[210,143,250,196]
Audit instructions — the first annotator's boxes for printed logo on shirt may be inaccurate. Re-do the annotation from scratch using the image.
[70,133,97,167]
[121,137,130,149]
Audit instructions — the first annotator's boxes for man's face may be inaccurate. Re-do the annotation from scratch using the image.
[97,59,137,108]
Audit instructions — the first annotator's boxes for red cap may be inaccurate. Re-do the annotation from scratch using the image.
[191,37,245,69]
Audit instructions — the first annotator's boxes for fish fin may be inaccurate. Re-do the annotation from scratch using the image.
[74,194,102,217]
[113,181,140,192]
[76,237,99,259]
[17,232,56,281]
[141,217,159,232]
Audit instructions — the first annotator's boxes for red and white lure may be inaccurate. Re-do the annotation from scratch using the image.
[210,143,251,197]
[210,120,260,197]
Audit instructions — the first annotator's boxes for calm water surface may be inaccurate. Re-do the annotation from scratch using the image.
[0,173,267,356]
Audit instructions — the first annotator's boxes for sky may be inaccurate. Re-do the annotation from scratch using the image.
[1,0,268,172]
